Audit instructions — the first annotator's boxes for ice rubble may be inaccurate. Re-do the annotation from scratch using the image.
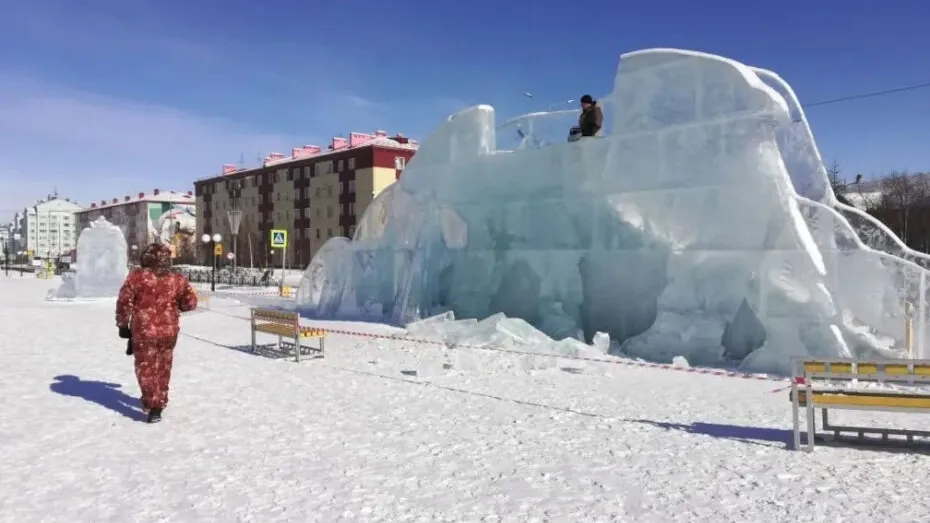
[296,48,929,373]
[53,217,128,299]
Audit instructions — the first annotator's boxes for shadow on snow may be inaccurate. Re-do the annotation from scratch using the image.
[49,374,147,422]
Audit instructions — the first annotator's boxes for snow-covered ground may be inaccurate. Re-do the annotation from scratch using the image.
[1,276,928,522]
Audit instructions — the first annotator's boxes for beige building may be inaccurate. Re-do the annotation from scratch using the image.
[75,189,197,262]
[194,131,417,268]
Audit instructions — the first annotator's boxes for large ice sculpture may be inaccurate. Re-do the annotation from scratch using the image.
[54,217,129,299]
[297,48,930,372]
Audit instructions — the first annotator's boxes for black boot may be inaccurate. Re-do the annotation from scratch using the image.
[147,407,163,423]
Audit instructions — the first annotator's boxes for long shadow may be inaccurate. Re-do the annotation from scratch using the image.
[182,333,321,361]
[50,375,147,421]
[625,418,930,454]
[626,419,792,449]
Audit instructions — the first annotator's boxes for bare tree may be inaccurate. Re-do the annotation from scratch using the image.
[826,160,864,207]
[869,171,930,252]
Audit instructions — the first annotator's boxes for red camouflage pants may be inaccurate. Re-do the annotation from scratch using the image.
[133,336,177,410]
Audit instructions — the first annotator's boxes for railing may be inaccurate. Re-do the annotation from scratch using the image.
[174,267,281,287]
[831,201,930,270]
[795,196,928,359]
[495,109,581,151]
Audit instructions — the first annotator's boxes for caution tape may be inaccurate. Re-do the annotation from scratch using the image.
[199,307,792,386]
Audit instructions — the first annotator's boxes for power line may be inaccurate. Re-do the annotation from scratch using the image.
[804,81,930,108]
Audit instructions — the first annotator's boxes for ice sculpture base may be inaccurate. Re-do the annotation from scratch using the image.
[52,217,128,299]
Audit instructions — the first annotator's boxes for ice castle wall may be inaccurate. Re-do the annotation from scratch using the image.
[298,48,926,373]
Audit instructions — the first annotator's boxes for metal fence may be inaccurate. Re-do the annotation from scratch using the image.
[173,267,280,287]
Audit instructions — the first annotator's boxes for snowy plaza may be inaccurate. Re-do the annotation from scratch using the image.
[2,38,930,522]
[2,274,929,522]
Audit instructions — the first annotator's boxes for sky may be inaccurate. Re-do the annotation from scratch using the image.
[1,0,928,222]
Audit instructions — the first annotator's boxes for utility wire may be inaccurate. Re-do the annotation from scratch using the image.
[803,81,930,108]
[1,81,928,220]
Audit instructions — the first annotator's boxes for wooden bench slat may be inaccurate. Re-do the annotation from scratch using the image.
[795,390,930,409]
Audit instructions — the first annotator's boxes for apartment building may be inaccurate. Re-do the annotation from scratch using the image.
[75,189,197,259]
[21,196,83,260]
[0,224,10,261]
[194,130,418,268]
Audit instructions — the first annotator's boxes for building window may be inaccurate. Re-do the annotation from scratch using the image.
[315,188,322,197]
[327,185,333,196]
[287,169,293,181]
[349,202,356,215]
[348,158,356,170]
[349,225,356,237]
[316,229,321,239]
[348,180,356,193]
[337,160,343,172]
[327,228,332,238]
[326,163,333,174]
[327,206,333,218]
[315,208,321,218]
[395,156,406,170]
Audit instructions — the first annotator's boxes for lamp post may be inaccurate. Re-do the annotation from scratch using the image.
[201,233,222,292]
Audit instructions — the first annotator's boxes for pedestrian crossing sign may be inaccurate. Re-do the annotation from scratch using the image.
[270,229,288,249]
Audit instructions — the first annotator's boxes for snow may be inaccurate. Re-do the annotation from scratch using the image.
[296,47,929,375]
[51,217,128,299]
[3,276,929,522]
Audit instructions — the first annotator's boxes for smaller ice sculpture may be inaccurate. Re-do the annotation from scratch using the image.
[53,217,129,299]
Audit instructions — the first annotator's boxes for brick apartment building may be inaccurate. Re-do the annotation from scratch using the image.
[75,189,197,260]
[194,131,418,269]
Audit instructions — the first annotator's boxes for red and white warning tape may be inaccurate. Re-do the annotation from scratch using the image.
[202,308,792,387]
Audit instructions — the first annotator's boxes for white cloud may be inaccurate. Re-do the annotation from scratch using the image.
[0,74,306,220]
[0,3,473,223]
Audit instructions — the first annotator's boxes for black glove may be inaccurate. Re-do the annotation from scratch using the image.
[118,325,131,339]
[125,339,134,356]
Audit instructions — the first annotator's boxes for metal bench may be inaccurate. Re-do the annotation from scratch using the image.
[790,357,930,451]
[250,307,326,362]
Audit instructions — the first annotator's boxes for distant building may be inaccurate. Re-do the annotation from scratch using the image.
[194,130,418,268]
[75,189,197,260]
[0,224,10,261]
[21,195,83,260]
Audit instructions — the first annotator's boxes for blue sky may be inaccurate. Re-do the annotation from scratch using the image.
[1,0,928,221]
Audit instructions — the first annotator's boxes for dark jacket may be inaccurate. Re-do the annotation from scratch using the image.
[579,105,603,137]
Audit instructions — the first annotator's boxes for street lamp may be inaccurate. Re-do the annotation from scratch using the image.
[201,233,222,291]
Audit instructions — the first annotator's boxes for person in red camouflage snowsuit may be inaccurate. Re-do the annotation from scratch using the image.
[116,243,197,422]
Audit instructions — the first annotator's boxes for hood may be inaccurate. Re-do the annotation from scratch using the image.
[139,242,171,270]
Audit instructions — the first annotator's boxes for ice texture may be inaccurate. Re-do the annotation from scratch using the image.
[54,217,129,299]
[297,48,930,372]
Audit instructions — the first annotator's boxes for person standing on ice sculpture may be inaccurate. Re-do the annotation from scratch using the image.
[115,242,197,423]
[568,94,603,141]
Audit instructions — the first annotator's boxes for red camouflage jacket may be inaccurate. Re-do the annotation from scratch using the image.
[116,243,198,340]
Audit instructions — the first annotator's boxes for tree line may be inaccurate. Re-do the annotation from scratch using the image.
[830,163,930,254]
